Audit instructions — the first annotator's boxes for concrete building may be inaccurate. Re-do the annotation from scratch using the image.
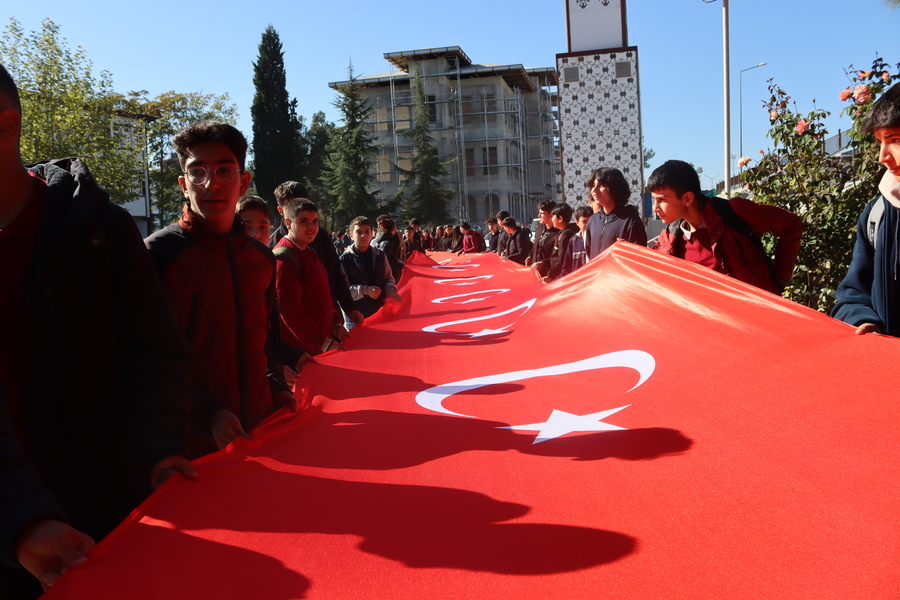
[329,47,560,226]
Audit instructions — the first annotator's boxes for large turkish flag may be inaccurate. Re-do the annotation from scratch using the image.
[48,243,899,599]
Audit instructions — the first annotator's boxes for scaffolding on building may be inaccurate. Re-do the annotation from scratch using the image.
[333,47,559,226]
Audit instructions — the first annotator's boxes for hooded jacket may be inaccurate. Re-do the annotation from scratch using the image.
[145,205,288,456]
[833,172,900,335]
[5,158,191,549]
[654,197,801,294]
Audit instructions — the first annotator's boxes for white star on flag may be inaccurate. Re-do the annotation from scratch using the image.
[499,405,630,444]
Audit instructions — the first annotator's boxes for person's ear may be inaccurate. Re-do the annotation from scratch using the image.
[0,107,21,144]
[238,170,251,196]
[683,191,695,207]
[178,176,189,198]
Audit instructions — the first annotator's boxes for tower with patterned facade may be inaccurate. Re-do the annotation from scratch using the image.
[556,0,643,210]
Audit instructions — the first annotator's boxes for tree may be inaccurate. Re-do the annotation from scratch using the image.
[126,91,239,227]
[1,18,145,204]
[394,75,454,227]
[741,58,898,312]
[304,111,335,220]
[251,25,305,213]
[321,63,380,230]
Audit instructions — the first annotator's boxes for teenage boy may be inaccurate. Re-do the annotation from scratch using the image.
[834,82,900,335]
[583,167,647,259]
[236,195,271,245]
[527,200,558,272]
[0,64,194,597]
[485,217,500,252]
[494,210,511,257]
[499,216,533,264]
[561,205,593,277]
[274,199,347,355]
[340,216,402,319]
[649,159,801,294]
[145,121,295,459]
[543,203,578,283]
[270,181,362,327]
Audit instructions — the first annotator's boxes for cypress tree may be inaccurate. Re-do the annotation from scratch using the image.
[321,63,380,229]
[251,25,304,212]
[397,74,453,227]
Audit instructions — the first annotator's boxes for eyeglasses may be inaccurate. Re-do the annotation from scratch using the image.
[183,165,242,186]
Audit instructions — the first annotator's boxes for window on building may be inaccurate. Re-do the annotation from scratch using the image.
[485,194,499,221]
[397,152,412,181]
[427,95,437,124]
[482,146,498,176]
[376,154,390,183]
[395,106,411,131]
[467,196,478,221]
[465,148,476,178]
[374,107,389,132]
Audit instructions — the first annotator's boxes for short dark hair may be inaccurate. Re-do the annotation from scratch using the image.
[585,167,631,206]
[538,200,557,213]
[647,160,704,201]
[0,63,21,114]
[379,217,395,232]
[551,203,573,223]
[502,216,517,228]
[274,181,308,206]
[862,82,900,134]
[496,210,510,221]
[236,195,270,216]
[349,216,372,231]
[410,218,420,226]
[574,205,593,220]
[486,216,497,225]
[283,198,319,220]
[174,121,248,170]
[460,221,471,231]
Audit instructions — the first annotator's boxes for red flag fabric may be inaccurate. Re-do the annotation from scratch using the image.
[47,243,899,599]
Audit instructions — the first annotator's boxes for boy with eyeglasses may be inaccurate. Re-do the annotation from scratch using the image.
[145,121,296,459]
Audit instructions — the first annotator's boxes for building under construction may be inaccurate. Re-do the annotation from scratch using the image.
[328,47,560,226]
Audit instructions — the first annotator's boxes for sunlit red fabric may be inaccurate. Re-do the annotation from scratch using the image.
[48,243,899,598]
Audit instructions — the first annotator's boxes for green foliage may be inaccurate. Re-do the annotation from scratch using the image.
[1,18,145,204]
[125,90,239,228]
[394,75,454,227]
[251,25,305,213]
[321,63,380,230]
[304,111,334,200]
[741,57,898,312]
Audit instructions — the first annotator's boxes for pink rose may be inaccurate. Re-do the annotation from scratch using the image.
[859,71,871,79]
[737,157,751,169]
[795,119,809,135]
[883,72,891,81]
[853,84,872,105]
[759,150,764,155]
[769,110,778,120]
[839,88,852,101]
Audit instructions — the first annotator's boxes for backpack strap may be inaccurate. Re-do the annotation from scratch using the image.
[708,197,781,291]
[273,245,304,278]
[867,196,885,250]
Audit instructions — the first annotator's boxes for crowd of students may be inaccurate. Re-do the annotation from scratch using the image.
[3,57,900,597]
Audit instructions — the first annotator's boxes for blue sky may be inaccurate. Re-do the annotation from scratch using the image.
[6,0,900,189]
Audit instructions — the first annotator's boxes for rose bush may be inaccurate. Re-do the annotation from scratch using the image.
[741,57,898,312]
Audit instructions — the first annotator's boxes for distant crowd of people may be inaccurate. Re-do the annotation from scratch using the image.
[3,58,900,598]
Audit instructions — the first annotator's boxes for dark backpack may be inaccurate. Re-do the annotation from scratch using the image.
[668,197,781,292]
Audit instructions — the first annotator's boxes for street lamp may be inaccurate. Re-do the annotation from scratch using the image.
[703,0,730,197]
[740,62,767,158]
